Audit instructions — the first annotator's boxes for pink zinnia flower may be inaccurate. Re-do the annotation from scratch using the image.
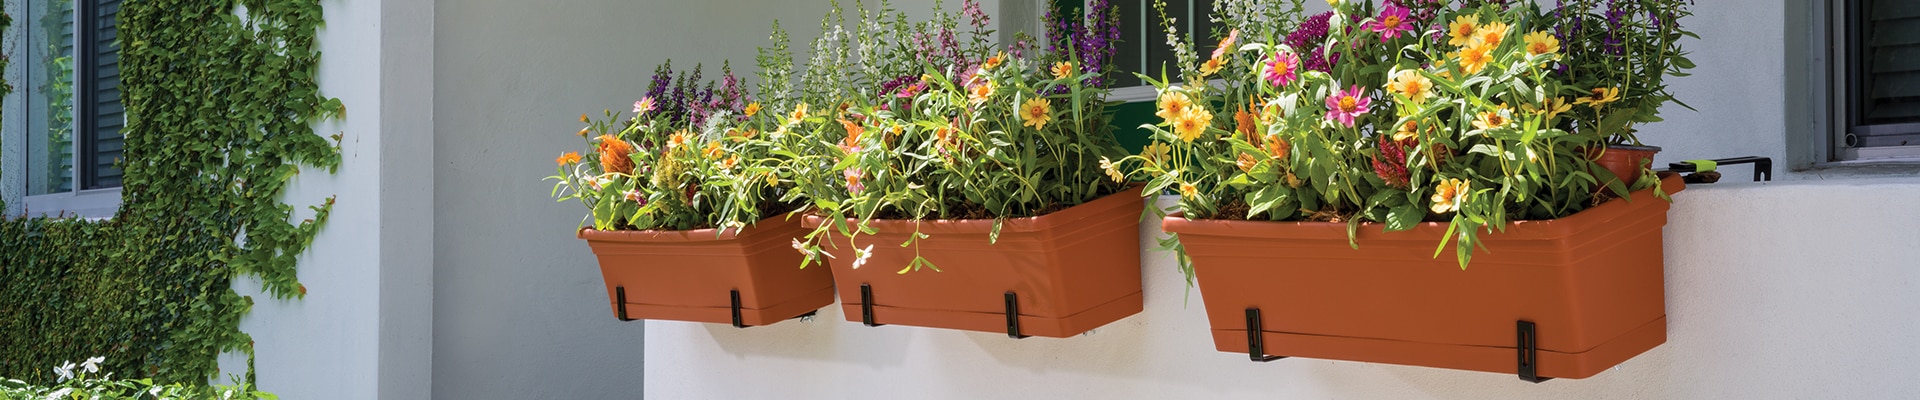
[1367,4,1414,42]
[844,168,867,195]
[1324,85,1372,128]
[897,82,926,99]
[633,97,656,115]
[1264,51,1300,87]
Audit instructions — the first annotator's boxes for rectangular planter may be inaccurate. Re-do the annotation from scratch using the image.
[804,187,1146,338]
[1161,174,1686,379]
[579,215,834,326]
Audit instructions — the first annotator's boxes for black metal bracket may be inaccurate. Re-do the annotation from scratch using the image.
[731,290,748,328]
[615,286,633,322]
[860,283,883,327]
[1517,320,1552,383]
[1005,291,1029,339]
[1666,156,1772,184]
[1245,308,1286,362]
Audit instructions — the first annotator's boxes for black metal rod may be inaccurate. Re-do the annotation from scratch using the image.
[615,286,632,322]
[731,289,748,329]
[860,284,883,327]
[1518,320,1552,383]
[1245,308,1286,362]
[1005,291,1029,339]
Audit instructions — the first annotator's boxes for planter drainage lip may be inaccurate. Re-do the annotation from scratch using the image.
[802,186,1146,234]
[578,214,801,242]
[844,290,1145,338]
[1164,174,1686,241]
[614,285,836,326]
[1214,315,1667,380]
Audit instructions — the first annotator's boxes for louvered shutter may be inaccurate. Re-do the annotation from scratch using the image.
[80,0,122,189]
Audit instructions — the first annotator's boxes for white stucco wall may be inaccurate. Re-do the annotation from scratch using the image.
[219,0,435,398]
[642,0,1920,399]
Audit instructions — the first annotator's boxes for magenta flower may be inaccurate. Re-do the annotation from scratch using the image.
[1367,4,1414,42]
[1324,85,1372,128]
[1265,51,1301,87]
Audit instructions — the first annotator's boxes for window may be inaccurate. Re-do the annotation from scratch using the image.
[1838,0,1920,159]
[12,0,123,216]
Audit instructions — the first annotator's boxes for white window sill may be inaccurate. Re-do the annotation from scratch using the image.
[18,187,122,220]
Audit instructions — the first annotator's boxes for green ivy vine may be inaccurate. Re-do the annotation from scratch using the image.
[0,0,341,385]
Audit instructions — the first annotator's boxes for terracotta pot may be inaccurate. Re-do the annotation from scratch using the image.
[578,215,834,326]
[804,187,1145,338]
[1161,174,1686,379]
[1591,144,1662,187]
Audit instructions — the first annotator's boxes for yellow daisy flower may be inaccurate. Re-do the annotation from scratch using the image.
[1173,108,1214,143]
[1019,97,1053,130]
[1156,91,1195,122]
[1523,31,1560,57]
[1448,15,1481,47]
[1387,70,1433,104]
[1431,178,1467,214]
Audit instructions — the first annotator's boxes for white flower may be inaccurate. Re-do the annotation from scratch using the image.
[46,387,73,400]
[81,356,104,373]
[150,387,164,397]
[53,361,74,382]
[851,245,875,269]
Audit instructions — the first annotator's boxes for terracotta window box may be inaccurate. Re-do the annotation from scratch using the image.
[1162,174,1686,380]
[805,187,1146,338]
[579,215,835,327]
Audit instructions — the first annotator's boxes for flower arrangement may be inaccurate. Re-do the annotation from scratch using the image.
[549,61,786,233]
[772,0,1130,273]
[1118,0,1693,271]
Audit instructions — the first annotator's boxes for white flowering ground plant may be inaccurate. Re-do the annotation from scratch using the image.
[549,62,791,233]
[774,1,1130,273]
[1,356,275,399]
[1122,0,1688,274]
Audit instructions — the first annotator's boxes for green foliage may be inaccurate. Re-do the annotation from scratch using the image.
[0,0,340,386]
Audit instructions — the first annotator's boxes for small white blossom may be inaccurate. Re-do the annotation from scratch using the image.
[81,356,104,373]
[46,387,73,400]
[53,361,74,382]
[851,245,875,269]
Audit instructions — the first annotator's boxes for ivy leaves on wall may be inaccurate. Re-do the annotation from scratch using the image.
[0,0,341,385]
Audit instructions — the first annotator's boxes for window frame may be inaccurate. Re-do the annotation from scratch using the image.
[9,0,123,218]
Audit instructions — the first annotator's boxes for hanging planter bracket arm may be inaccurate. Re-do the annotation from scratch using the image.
[1518,320,1553,383]
[731,289,748,328]
[1665,156,1772,183]
[1005,291,1029,339]
[860,283,884,327]
[1245,308,1286,362]
[615,286,634,322]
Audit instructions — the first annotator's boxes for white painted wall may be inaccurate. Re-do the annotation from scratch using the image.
[220,0,435,398]
[643,0,1920,399]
